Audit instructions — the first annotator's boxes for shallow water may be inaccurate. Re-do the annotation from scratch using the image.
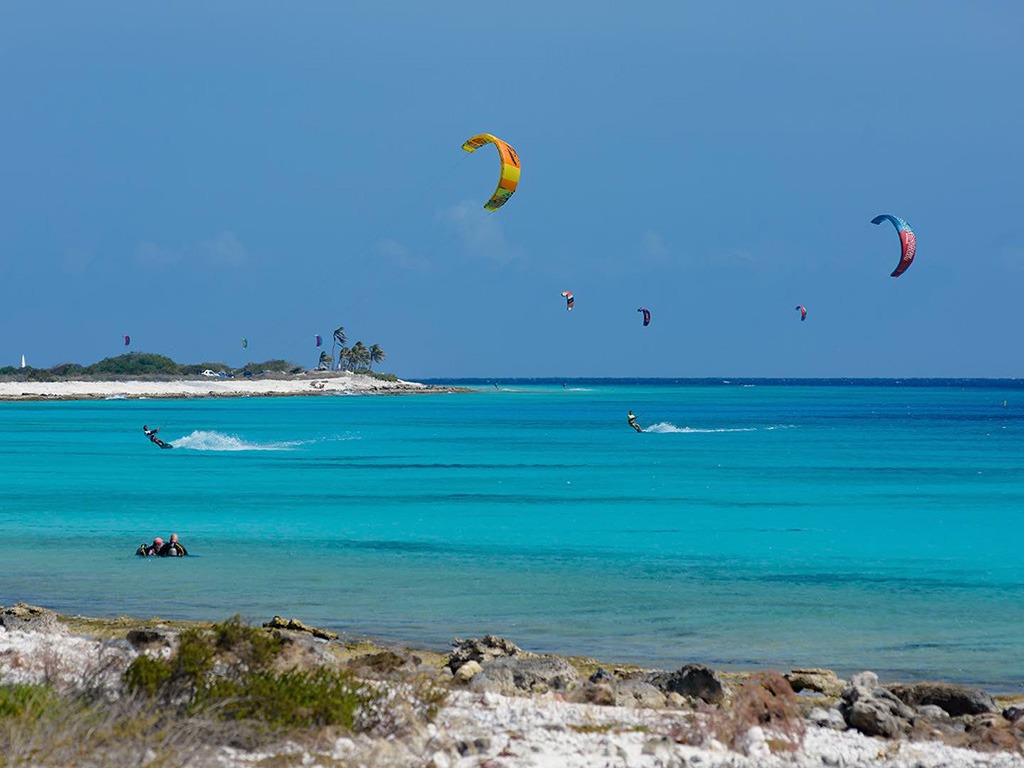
[1,380,1022,691]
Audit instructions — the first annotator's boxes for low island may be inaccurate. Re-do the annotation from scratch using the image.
[0,352,462,401]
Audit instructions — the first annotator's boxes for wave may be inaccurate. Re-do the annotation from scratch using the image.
[170,430,309,452]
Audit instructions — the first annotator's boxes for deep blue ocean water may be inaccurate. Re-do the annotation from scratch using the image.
[1,379,1022,691]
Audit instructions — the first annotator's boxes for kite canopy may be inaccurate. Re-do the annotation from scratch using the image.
[637,307,651,326]
[314,334,323,348]
[241,337,248,349]
[124,335,130,346]
[795,305,807,321]
[461,133,521,211]
[871,214,916,278]
[561,291,574,311]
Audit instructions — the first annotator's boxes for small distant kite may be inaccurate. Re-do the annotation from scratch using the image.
[314,334,323,347]
[461,133,521,211]
[795,305,807,321]
[124,335,130,347]
[561,291,574,311]
[241,337,248,349]
[637,307,651,326]
[871,214,916,278]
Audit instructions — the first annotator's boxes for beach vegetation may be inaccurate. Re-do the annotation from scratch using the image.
[122,615,444,737]
[25,368,55,381]
[237,359,297,375]
[1,614,446,766]
[667,672,805,753]
[0,683,59,718]
[48,362,86,376]
[0,355,331,380]
[0,683,234,768]
[199,667,372,730]
[85,352,181,376]
[329,325,387,374]
[1,348,405,381]
[122,653,175,697]
[367,343,386,370]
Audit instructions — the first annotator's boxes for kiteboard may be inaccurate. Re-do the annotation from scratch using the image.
[157,441,173,450]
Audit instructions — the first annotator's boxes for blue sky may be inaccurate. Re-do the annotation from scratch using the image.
[2,2,1022,378]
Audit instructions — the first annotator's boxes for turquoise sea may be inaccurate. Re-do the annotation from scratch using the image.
[1,380,1022,692]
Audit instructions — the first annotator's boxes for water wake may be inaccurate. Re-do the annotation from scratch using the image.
[170,430,308,452]
[644,422,758,434]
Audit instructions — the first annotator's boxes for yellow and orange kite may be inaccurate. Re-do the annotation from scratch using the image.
[461,133,520,211]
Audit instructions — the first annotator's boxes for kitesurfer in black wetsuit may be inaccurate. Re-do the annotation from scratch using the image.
[143,425,169,448]
[627,411,643,433]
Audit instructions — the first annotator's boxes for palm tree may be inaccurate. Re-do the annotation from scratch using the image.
[337,346,352,371]
[350,341,369,372]
[316,351,332,371]
[368,344,386,371]
[332,326,347,370]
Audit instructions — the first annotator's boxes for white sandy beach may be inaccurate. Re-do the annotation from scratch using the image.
[0,373,454,401]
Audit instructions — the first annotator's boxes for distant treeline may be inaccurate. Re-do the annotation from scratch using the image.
[0,353,300,379]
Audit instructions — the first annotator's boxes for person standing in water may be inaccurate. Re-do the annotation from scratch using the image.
[627,410,643,433]
[159,533,188,557]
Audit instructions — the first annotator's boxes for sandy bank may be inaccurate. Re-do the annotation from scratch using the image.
[0,372,465,401]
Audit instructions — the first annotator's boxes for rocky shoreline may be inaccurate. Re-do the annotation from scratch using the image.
[1,603,1022,767]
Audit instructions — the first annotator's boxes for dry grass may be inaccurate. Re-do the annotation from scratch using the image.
[0,684,211,768]
[2,615,449,767]
[910,715,1024,756]
[667,671,805,753]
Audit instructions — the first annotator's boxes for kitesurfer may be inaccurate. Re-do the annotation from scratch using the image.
[627,410,643,433]
[143,425,169,449]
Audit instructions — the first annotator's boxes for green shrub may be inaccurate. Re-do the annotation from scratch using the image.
[237,360,296,375]
[124,622,219,700]
[123,655,174,697]
[124,616,380,731]
[48,362,85,376]
[211,614,281,669]
[199,668,372,729]
[85,353,180,376]
[0,684,58,719]
[169,627,215,682]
